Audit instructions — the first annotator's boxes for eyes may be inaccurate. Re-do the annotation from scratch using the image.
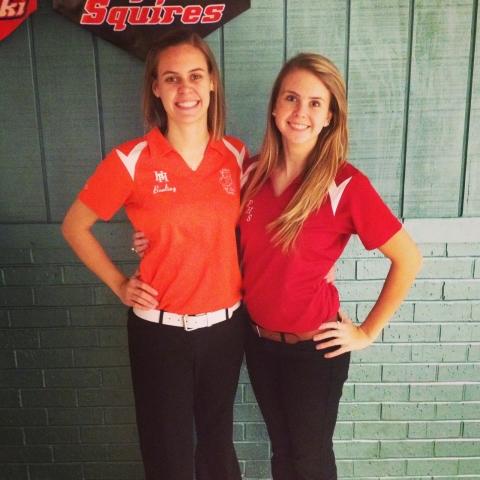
[164,72,204,84]
[284,94,322,108]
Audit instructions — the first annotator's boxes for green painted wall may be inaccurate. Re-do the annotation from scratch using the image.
[1,1,479,479]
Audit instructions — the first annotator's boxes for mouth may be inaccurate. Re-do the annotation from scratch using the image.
[287,121,310,131]
[175,100,200,110]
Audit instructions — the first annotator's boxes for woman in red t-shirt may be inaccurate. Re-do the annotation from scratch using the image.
[239,53,422,479]
[62,30,247,480]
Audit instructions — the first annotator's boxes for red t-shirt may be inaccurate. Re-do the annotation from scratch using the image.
[239,161,402,332]
[79,128,247,314]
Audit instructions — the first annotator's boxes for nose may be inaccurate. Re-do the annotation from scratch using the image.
[177,78,193,93]
[293,100,307,117]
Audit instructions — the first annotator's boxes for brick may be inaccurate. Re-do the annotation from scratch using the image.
[83,462,143,480]
[458,458,480,474]
[334,440,379,459]
[352,344,411,363]
[0,225,65,249]
[382,403,436,421]
[341,383,354,401]
[0,328,39,348]
[411,344,468,362]
[414,302,472,322]
[408,421,461,439]
[382,323,440,342]
[353,459,406,476]
[382,364,437,382]
[40,328,98,348]
[75,347,129,367]
[234,404,264,422]
[0,287,34,306]
[45,368,102,387]
[0,249,30,265]
[338,403,381,421]
[419,243,447,257]
[468,344,480,361]
[357,302,414,323]
[98,327,128,346]
[62,265,101,284]
[94,286,122,305]
[337,281,383,301]
[471,304,480,320]
[0,409,46,426]
[25,427,80,445]
[475,259,480,278]
[0,465,28,480]
[102,367,132,387]
[333,421,353,440]
[235,442,270,460]
[70,306,126,327]
[0,310,8,328]
[0,350,15,368]
[406,458,459,475]
[31,248,79,264]
[29,464,83,480]
[354,422,407,439]
[343,237,381,258]
[21,389,76,407]
[3,266,62,286]
[447,243,480,256]
[356,258,390,279]
[244,384,257,403]
[444,280,480,300]
[0,445,52,462]
[104,407,136,424]
[335,259,356,280]
[410,384,464,401]
[436,403,480,420]
[106,444,142,461]
[347,364,382,382]
[245,423,269,441]
[380,440,434,458]
[81,425,138,444]
[233,423,244,441]
[463,421,480,437]
[244,460,270,478]
[420,258,474,279]
[438,364,480,382]
[16,349,74,368]
[354,384,409,402]
[78,388,134,407]
[34,286,93,306]
[48,407,103,426]
[53,444,107,462]
[0,427,23,445]
[465,384,480,400]
[0,389,20,407]
[441,323,480,341]
[435,440,480,456]
[406,281,444,300]
[9,308,69,327]
[0,369,43,387]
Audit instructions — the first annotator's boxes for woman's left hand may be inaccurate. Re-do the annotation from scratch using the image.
[313,310,373,358]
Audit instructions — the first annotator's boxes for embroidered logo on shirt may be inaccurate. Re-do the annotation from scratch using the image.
[245,199,254,222]
[153,170,176,194]
[219,168,236,195]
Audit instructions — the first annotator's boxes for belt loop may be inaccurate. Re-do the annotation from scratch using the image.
[225,308,228,320]
[255,324,261,338]
[280,332,286,343]
[160,310,164,324]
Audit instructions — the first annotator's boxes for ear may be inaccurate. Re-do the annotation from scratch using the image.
[324,111,333,127]
[209,79,214,92]
[152,80,160,98]
[272,110,277,117]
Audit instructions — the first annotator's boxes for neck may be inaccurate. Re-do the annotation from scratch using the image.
[166,122,210,151]
[279,140,312,179]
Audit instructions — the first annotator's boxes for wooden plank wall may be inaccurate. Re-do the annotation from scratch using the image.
[0,0,479,221]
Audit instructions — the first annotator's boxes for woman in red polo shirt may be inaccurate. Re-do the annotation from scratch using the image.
[62,30,247,480]
[239,53,422,480]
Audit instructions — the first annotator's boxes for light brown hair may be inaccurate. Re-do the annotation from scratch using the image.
[143,30,225,140]
[242,53,349,251]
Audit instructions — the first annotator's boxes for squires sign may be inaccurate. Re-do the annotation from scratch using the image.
[0,0,38,41]
[53,0,251,60]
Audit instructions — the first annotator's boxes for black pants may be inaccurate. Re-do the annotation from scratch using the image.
[245,319,350,480]
[127,306,246,480]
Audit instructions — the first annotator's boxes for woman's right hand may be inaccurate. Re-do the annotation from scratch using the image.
[132,231,149,258]
[118,272,158,310]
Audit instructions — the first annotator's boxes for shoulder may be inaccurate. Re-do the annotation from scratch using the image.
[112,135,149,158]
[221,135,249,167]
[103,135,149,181]
[334,162,373,192]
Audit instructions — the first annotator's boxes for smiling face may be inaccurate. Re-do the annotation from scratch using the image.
[273,68,332,155]
[152,43,213,131]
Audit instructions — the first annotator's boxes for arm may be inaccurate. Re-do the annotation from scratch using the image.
[313,228,422,358]
[62,199,158,309]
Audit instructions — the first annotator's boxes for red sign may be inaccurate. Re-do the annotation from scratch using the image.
[0,0,37,41]
[53,0,251,60]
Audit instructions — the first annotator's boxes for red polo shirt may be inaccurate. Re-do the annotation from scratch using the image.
[239,161,402,332]
[79,128,247,314]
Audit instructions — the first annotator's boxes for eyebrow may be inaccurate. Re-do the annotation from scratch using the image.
[283,89,326,101]
[161,67,206,77]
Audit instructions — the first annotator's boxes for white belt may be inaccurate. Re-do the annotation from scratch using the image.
[133,301,241,331]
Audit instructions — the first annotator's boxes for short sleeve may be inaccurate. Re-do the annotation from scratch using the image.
[78,150,134,221]
[349,174,402,250]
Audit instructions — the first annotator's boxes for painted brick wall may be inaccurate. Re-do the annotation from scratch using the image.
[0,224,479,480]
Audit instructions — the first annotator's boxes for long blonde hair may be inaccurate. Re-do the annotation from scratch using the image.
[143,30,225,140]
[242,53,348,251]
